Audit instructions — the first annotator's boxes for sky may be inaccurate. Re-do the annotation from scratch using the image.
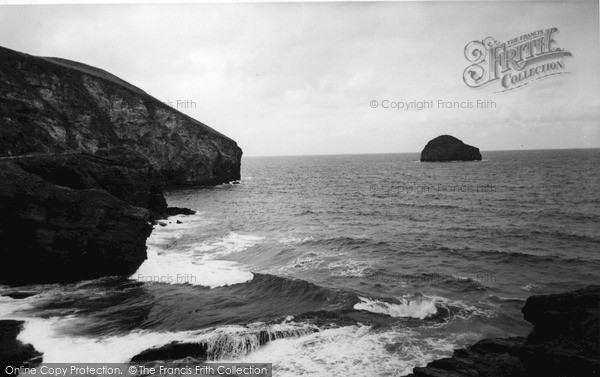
[0,1,598,156]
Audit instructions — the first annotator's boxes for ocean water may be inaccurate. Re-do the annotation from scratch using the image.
[2,149,600,376]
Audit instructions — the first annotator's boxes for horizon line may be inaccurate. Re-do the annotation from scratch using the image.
[243,146,600,158]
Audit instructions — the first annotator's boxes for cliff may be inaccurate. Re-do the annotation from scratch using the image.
[405,286,600,377]
[0,161,153,284]
[11,147,167,216]
[0,45,241,185]
[0,45,242,284]
[420,135,482,162]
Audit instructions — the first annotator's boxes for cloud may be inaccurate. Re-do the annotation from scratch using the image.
[0,1,597,156]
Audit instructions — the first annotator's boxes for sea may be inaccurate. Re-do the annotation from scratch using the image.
[1,149,599,376]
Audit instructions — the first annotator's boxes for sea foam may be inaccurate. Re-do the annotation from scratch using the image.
[131,215,256,288]
[353,297,438,319]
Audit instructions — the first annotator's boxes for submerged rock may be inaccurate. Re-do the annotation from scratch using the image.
[405,286,600,377]
[420,135,482,162]
[0,162,153,284]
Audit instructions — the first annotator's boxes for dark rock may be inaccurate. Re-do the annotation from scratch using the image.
[0,162,153,284]
[131,342,208,362]
[404,286,600,377]
[131,327,319,362]
[0,320,42,367]
[158,221,167,227]
[1,292,36,300]
[420,135,482,162]
[165,207,197,217]
[12,147,167,216]
[176,220,183,224]
[522,285,600,353]
[0,45,242,186]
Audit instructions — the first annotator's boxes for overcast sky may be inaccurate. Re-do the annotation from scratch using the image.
[0,1,598,156]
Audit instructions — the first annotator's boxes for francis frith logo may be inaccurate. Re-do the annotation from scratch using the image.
[463,28,572,92]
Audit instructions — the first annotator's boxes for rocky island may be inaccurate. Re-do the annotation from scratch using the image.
[405,285,600,377]
[0,45,242,284]
[420,135,482,162]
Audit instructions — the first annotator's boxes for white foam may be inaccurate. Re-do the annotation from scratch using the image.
[354,297,438,319]
[522,284,541,292]
[16,317,318,363]
[290,255,323,270]
[239,324,472,377]
[194,232,265,256]
[147,213,209,246]
[278,235,315,245]
[327,260,373,277]
[131,247,253,288]
[16,315,212,363]
[131,217,257,288]
[415,294,496,319]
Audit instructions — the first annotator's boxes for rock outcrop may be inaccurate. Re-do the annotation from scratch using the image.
[11,147,167,217]
[131,326,319,362]
[0,162,153,284]
[405,286,600,377]
[0,45,241,185]
[0,320,42,367]
[420,135,482,162]
[0,45,243,284]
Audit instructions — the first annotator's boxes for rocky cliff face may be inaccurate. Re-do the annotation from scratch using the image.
[405,286,600,377]
[0,161,153,284]
[0,45,241,185]
[12,147,168,216]
[420,135,482,162]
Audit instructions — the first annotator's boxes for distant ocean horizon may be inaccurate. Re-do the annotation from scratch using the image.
[2,148,599,376]
[243,147,600,158]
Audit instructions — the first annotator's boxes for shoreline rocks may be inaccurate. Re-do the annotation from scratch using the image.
[0,45,243,285]
[0,162,153,285]
[12,147,167,217]
[420,135,482,162]
[0,320,42,367]
[405,285,600,377]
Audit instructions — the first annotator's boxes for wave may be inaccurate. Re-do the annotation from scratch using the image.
[353,297,437,319]
[239,323,479,377]
[278,235,315,245]
[438,246,600,266]
[194,232,265,257]
[353,294,495,321]
[528,229,599,243]
[11,310,320,363]
[327,260,375,277]
[132,321,319,362]
[298,235,388,250]
[375,272,489,292]
[487,295,526,304]
[131,247,253,288]
[132,221,262,288]
[522,283,542,292]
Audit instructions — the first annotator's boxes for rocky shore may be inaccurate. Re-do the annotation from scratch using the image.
[0,320,42,368]
[0,160,153,284]
[0,45,242,285]
[405,285,600,377]
[421,135,482,162]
